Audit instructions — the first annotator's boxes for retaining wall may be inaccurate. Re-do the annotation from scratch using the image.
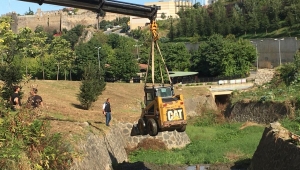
[225,101,292,124]
[71,122,191,169]
[70,125,128,170]
[118,122,191,149]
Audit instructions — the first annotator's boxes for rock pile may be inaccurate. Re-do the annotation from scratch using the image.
[254,69,275,85]
[249,122,300,170]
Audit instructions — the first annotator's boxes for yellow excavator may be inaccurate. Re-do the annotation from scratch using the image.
[138,23,187,136]
[18,0,187,136]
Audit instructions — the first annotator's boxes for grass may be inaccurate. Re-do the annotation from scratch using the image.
[18,80,209,135]
[280,111,300,136]
[128,117,265,165]
[230,81,300,104]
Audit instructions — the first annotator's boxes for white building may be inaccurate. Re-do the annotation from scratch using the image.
[130,0,192,30]
[201,0,218,6]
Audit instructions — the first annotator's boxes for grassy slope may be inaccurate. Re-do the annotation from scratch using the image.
[22,80,208,134]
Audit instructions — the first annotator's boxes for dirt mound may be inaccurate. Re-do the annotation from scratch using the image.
[136,138,167,150]
[125,138,167,155]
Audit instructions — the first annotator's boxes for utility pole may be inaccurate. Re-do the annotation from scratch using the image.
[250,40,263,70]
[274,38,284,66]
[95,47,101,72]
[133,42,142,60]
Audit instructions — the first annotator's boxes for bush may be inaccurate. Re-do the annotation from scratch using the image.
[0,108,73,169]
[0,64,23,101]
[77,63,106,110]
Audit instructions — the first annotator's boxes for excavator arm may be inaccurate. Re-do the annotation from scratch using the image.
[18,0,159,20]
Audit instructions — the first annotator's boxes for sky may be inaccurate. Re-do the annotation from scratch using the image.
[0,0,147,15]
[0,0,204,16]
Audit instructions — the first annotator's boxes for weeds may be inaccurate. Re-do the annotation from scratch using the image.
[0,107,73,169]
[129,113,264,165]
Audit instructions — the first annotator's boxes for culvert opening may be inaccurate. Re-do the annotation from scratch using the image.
[215,94,231,113]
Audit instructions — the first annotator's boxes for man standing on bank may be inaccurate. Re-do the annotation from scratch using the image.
[102,98,112,126]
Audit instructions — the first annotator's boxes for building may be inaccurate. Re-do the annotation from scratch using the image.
[129,0,193,30]
[201,0,218,6]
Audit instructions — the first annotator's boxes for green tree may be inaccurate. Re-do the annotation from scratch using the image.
[77,62,105,110]
[61,25,84,49]
[190,34,256,77]
[109,48,138,81]
[0,63,23,102]
[161,12,166,19]
[0,17,18,64]
[160,42,191,71]
[193,2,201,9]
[17,27,34,75]
[49,37,74,80]
[24,7,34,15]
[167,16,175,41]
[74,33,109,80]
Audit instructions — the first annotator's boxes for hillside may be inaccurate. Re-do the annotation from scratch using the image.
[22,80,209,135]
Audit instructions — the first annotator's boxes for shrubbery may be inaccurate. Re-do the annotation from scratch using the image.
[0,107,73,169]
[0,59,73,169]
[77,63,106,110]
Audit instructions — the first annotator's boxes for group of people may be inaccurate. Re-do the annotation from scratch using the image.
[10,85,43,110]
[10,85,112,127]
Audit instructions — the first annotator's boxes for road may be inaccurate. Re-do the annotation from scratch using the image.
[209,83,254,92]
[103,28,129,37]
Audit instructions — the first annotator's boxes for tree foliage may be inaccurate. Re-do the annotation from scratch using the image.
[49,37,75,80]
[77,63,106,110]
[0,64,23,102]
[109,48,139,81]
[278,49,300,85]
[191,34,256,77]
[61,25,84,49]
[160,42,191,71]
[171,0,300,39]
[24,7,34,15]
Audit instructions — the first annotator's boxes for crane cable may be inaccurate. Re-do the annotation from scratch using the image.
[144,19,172,86]
[159,59,164,84]
[155,41,172,85]
[151,39,155,85]
[143,41,152,87]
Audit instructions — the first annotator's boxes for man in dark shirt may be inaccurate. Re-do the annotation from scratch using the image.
[10,85,21,110]
[102,98,112,126]
[28,88,43,108]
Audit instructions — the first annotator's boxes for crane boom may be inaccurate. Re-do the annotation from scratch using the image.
[18,0,159,20]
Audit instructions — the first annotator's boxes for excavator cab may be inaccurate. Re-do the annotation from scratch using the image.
[138,85,187,136]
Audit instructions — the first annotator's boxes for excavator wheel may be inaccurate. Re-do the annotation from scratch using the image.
[176,125,186,132]
[147,118,158,136]
[138,118,146,135]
